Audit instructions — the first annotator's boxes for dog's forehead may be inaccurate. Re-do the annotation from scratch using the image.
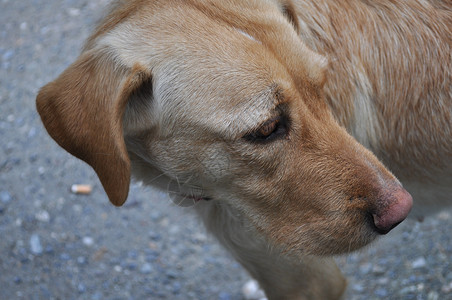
[100,7,296,137]
[149,34,292,137]
[153,66,288,138]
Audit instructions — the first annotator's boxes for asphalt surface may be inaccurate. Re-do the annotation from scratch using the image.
[1,0,451,299]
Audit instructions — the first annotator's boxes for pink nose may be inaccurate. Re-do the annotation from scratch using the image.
[372,188,413,234]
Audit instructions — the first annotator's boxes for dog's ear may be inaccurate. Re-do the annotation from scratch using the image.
[279,0,300,33]
[36,50,151,206]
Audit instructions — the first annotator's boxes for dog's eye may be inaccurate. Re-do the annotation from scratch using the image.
[244,116,287,142]
[259,119,279,137]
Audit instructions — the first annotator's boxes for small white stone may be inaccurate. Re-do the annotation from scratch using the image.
[359,262,372,274]
[30,234,43,255]
[441,282,452,293]
[427,291,439,300]
[193,233,207,242]
[400,286,417,294]
[438,211,451,220]
[7,114,15,122]
[352,283,365,292]
[67,8,80,16]
[35,210,50,222]
[411,257,427,269]
[242,280,267,300]
[372,265,385,275]
[114,265,122,272]
[140,263,153,274]
[82,237,94,247]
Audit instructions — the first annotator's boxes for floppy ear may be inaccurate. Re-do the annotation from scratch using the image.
[36,50,151,206]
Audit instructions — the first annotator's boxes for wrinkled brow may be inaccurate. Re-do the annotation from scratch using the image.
[230,83,287,137]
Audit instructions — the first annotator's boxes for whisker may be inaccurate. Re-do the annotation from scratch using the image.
[145,172,168,184]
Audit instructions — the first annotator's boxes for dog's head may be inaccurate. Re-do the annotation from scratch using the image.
[36,0,411,255]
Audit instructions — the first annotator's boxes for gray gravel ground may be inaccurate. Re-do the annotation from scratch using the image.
[1,0,451,299]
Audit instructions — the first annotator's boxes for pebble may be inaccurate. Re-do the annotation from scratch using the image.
[91,291,103,300]
[438,211,451,220]
[242,280,266,300]
[35,210,50,222]
[411,257,427,269]
[82,236,94,247]
[28,127,37,138]
[375,288,388,297]
[122,262,137,271]
[150,211,162,221]
[172,281,181,294]
[169,225,180,234]
[417,283,425,292]
[114,265,122,273]
[2,49,14,61]
[359,263,372,275]
[60,253,71,261]
[0,190,12,203]
[29,234,43,255]
[400,285,417,294]
[166,270,178,279]
[67,8,81,16]
[38,166,45,175]
[127,250,138,259]
[427,291,439,300]
[372,265,385,275]
[148,230,162,241]
[219,291,232,300]
[377,277,389,285]
[77,283,87,293]
[192,232,207,243]
[45,246,54,254]
[29,154,38,163]
[352,283,365,292]
[77,256,87,265]
[442,282,452,293]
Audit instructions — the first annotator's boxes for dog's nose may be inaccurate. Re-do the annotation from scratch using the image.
[372,188,413,234]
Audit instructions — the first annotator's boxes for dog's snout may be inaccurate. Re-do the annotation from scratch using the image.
[371,188,413,234]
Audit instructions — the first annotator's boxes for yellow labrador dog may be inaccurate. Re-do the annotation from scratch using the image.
[36,0,451,299]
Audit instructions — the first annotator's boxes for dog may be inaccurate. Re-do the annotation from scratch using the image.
[36,0,451,299]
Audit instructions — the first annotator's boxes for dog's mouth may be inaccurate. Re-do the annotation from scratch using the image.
[182,194,212,202]
[168,191,212,207]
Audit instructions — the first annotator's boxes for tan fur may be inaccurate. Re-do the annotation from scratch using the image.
[36,0,451,299]
[293,1,452,173]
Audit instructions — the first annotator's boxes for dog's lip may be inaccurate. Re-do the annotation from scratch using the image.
[181,194,212,202]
